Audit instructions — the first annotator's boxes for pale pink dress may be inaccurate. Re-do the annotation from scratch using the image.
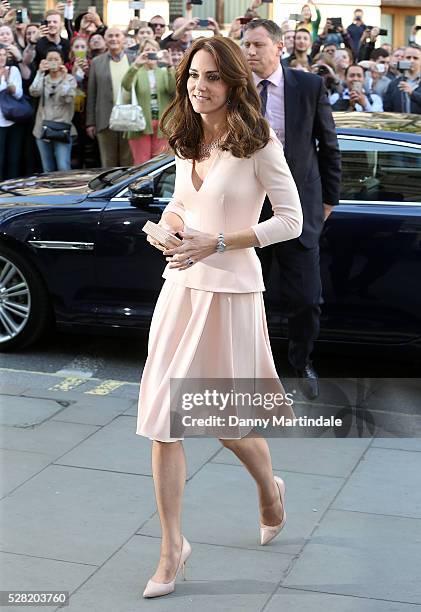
[136,129,303,442]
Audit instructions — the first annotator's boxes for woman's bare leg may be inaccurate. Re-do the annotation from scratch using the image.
[150,440,186,582]
[219,435,283,525]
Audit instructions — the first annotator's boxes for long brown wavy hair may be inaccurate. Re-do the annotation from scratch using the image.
[160,36,270,160]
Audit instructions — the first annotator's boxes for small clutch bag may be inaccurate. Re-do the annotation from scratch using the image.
[142,220,182,249]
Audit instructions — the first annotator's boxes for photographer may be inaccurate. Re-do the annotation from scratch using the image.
[29,48,76,171]
[121,38,175,164]
[358,26,387,62]
[346,9,366,57]
[311,19,353,61]
[383,45,421,114]
[311,55,342,96]
[35,9,70,67]
[329,63,383,112]
[361,49,393,99]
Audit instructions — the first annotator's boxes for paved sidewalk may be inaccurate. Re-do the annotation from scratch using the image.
[1,378,421,612]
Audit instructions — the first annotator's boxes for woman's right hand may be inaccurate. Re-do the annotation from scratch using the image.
[134,52,148,68]
[39,59,50,73]
[146,217,184,253]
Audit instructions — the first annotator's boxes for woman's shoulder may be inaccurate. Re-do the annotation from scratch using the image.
[253,128,283,160]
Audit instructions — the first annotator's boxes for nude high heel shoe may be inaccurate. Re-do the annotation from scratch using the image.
[142,535,192,598]
[260,476,287,546]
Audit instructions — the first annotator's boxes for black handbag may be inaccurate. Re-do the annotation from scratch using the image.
[0,90,34,123]
[40,77,71,143]
[41,119,72,143]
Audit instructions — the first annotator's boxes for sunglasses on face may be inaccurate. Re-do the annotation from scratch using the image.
[148,22,166,29]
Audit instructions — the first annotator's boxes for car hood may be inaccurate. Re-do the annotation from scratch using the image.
[0,169,102,204]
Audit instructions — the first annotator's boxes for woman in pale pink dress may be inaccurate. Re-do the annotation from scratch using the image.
[136,36,303,598]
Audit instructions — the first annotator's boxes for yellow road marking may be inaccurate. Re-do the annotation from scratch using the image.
[48,377,87,391]
[85,380,125,395]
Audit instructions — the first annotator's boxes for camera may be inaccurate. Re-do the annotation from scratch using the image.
[415,25,421,32]
[366,27,388,36]
[190,0,203,5]
[313,65,329,76]
[147,52,158,60]
[289,13,303,22]
[198,19,209,27]
[329,17,342,32]
[16,8,28,24]
[351,82,363,93]
[396,60,412,71]
[239,17,252,25]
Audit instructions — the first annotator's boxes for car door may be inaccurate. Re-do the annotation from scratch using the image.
[94,161,176,328]
[319,134,421,345]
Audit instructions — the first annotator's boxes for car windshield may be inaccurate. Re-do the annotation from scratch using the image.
[88,167,141,190]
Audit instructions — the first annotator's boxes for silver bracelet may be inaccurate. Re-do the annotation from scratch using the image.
[216,232,226,253]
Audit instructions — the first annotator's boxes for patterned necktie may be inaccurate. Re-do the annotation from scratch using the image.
[259,79,270,117]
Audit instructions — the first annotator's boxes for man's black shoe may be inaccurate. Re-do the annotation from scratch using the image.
[295,363,319,400]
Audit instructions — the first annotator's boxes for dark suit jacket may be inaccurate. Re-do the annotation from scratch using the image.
[282,66,341,248]
[383,77,421,114]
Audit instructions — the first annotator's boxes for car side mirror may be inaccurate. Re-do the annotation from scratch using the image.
[128,180,154,208]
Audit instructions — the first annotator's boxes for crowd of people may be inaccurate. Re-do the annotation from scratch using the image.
[0,0,420,180]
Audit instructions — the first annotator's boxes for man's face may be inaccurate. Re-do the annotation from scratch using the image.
[89,34,106,51]
[242,26,283,79]
[354,11,363,23]
[170,48,184,66]
[346,66,364,90]
[283,30,295,53]
[136,26,153,42]
[104,28,125,53]
[149,16,166,40]
[46,14,61,36]
[376,55,390,70]
[391,48,405,65]
[294,31,312,53]
[404,47,421,75]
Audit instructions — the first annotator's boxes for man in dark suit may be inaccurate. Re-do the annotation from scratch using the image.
[243,19,341,399]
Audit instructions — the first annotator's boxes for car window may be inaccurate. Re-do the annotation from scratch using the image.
[339,138,421,203]
[154,165,176,199]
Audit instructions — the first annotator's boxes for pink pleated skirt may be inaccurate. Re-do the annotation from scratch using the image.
[136,280,295,442]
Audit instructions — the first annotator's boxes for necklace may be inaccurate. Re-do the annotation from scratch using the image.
[199,134,226,159]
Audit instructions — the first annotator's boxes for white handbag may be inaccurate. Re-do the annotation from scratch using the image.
[109,82,146,132]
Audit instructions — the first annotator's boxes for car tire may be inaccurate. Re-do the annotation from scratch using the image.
[0,244,52,352]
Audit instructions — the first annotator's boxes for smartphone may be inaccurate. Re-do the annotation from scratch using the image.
[74,50,87,60]
[198,19,209,27]
[351,82,363,93]
[396,60,411,71]
[289,13,303,21]
[330,17,343,28]
[190,0,203,4]
[147,52,158,60]
[16,8,23,23]
[379,28,388,36]
[87,5,97,13]
[415,25,421,32]
[41,19,48,27]
[239,17,252,25]
[262,0,273,3]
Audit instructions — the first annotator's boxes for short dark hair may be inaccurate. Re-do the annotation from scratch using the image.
[345,63,364,77]
[243,19,283,44]
[370,48,390,60]
[354,8,363,14]
[295,28,312,39]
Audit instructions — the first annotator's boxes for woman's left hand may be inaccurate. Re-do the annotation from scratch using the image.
[163,227,218,270]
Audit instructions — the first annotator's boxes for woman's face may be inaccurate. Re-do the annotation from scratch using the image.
[89,34,106,51]
[137,26,153,42]
[301,5,311,21]
[46,51,63,70]
[72,38,87,53]
[0,26,14,45]
[143,41,159,63]
[26,26,39,44]
[0,48,7,67]
[170,48,184,66]
[187,49,230,118]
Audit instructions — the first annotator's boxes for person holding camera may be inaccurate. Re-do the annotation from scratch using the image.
[0,42,24,180]
[311,54,342,96]
[346,9,366,57]
[383,45,421,114]
[29,48,76,171]
[35,9,70,68]
[329,63,383,112]
[121,37,175,164]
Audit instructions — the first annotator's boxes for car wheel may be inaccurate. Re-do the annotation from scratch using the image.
[0,245,52,351]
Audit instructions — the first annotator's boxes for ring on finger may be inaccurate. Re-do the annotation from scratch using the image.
[187,257,194,267]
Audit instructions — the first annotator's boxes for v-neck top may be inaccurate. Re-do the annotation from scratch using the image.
[162,128,302,293]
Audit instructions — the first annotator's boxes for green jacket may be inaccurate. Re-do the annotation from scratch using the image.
[121,65,176,139]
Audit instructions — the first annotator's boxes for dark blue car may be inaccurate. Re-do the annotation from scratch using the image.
[0,112,420,352]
